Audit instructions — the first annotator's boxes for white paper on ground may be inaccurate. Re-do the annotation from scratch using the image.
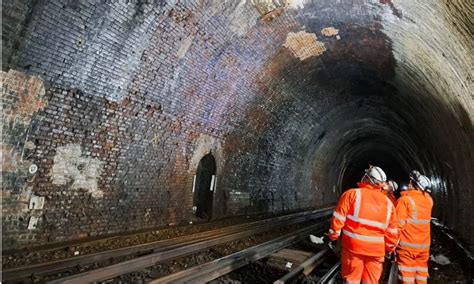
[430,254,451,265]
[309,234,324,244]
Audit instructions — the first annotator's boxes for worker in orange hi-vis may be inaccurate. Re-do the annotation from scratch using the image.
[396,170,433,284]
[396,184,409,206]
[326,165,398,284]
[383,180,398,205]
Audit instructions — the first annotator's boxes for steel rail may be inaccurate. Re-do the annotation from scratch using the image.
[3,207,333,282]
[149,223,328,283]
[317,261,340,284]
[47,208,332,284]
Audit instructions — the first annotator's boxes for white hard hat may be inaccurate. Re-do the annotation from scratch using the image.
[410,170,432,192]
[364,165,387,184]
[388,180,398,191]
[411,170,421,179]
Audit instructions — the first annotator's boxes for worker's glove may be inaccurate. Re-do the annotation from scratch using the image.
[309,235,336,250]
[328,240,336,250]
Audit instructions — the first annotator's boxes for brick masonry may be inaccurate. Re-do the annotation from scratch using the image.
[1,0,473,250]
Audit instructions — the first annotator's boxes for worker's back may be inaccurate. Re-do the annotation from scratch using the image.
[397,190,433,251]
[341,182,396,257]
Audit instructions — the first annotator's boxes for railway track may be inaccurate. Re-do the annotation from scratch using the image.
[150,222,340,283]
[4,207,334,283]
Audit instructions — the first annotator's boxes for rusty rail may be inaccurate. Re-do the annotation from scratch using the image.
[38,207,333,283]
[3,207,333,282]
[149,223,328,283]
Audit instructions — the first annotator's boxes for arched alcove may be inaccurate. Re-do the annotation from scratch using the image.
[193,153,216,219]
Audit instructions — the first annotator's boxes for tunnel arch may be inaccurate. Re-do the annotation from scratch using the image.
[1,0,472,252]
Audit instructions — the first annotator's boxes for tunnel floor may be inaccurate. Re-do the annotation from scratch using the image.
[428,225,473,282]
[209,225,473,283]
[3,211,473,283]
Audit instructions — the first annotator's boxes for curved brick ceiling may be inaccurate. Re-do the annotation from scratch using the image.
[1,0,472,250]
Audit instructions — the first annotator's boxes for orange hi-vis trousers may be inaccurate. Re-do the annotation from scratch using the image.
[341,249,384,284]
[397,249,429,283]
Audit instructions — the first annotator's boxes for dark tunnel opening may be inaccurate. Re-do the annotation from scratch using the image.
[339,148,408,193]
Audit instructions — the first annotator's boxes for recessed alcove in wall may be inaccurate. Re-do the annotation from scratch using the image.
[193,153,217,219]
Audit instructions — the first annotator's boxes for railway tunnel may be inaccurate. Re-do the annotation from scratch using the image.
[1,0,473,282]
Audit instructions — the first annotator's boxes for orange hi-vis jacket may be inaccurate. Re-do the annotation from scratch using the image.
[328,182,398,257]
[396,190,433,252]
[396,191,408,206]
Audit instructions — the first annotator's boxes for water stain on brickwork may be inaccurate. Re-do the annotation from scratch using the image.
[1,70,47,123]
[51,144,104,198]
[1,144,20,173]
[1,70,48,240]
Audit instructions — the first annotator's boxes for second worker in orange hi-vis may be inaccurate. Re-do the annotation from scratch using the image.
[326,166,398,284]
[396,170,433,284]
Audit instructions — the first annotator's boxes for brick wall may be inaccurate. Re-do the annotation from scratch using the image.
[2,1,315,249]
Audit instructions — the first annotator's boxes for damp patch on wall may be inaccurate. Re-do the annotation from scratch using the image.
[51,144,104,198]
[283,31,326,60]
[1,69,47,123]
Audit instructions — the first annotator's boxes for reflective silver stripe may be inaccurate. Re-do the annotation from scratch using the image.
[415,266,428,272]
[406,196,431,225]
[398,275,415,282]
[345,281,360,284]
[399,241,430,249]
[333,211,346,222]
[329,228,341,236]
[407,219,431,224]
[399,220,406,225]
[343,230,384,242]
[407,196,417,219]
[354,188,361,218]
[385,198,393,227]
[347,214,387,229]
[398,265,416,272]
[415,275,428,282]
[387,227,398,234]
